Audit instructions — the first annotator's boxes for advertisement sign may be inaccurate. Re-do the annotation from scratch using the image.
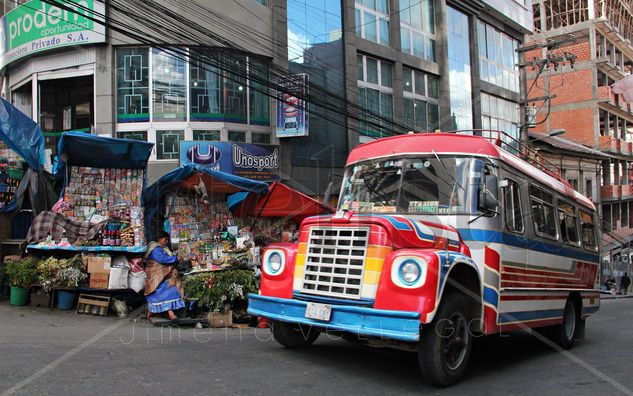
[0,0,106,69]
[180,141,280,182]
[275,73,308,138]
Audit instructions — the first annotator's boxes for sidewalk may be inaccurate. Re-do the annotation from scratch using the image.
[601,293,633,300]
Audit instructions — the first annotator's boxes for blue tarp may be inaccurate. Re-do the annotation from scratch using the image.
[0,97,44,170]
[143,164,269,242]
[54,132,154,181]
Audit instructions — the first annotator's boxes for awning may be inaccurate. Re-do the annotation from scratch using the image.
[143,164,269,241]
[229,181,334,222]
[0,97,45,170]
[54,132,154,181]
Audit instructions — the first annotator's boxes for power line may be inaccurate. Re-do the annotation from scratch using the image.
[42,0,416,138]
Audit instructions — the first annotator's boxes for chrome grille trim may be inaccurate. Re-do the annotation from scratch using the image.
[301,226,369,300]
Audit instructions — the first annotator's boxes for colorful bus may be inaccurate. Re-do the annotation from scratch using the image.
[248,132,601,386]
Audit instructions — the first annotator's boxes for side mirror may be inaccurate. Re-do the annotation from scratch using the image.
[478,173,498,212]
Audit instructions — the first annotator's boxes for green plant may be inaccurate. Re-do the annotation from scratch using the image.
[6,257,37,288]
[184,270,259,313]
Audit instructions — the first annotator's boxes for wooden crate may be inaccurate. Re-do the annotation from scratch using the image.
[76,294,110,316]
[206,310,233,328]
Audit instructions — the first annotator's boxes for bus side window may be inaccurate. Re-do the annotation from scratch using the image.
[579,210,598,251]
[557,200,580,246]
[529,185,558,239]
[503,179,523,233]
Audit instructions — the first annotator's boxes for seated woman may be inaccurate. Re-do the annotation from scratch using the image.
[144,231,184,320]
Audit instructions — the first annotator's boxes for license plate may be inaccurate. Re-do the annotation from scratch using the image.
[305,302,332,321]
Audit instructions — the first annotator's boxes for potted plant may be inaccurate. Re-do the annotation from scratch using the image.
[6,257,37,306]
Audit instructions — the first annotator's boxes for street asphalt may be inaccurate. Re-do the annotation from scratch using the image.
[0,298,632,395]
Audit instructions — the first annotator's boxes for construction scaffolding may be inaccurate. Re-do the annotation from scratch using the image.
[532,0,633,44]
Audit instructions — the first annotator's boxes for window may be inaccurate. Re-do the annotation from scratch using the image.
[156,130,184,160]
[579,210,597,250]
[529,185,557,239]
[358,55,393,138]
[446,7,472,129]
[402,68,439,132]
[481,93,520,142]
[504,179,523,233]
[622,201,629,227]
[252,132,271,144]
[117,131,148,141]
[189,50,263,124]
[477,21,519,92]
[152,49,186,121]
[116,48,149,122]
[193,130,220,141]
[249,57,270,126]
[585,179,593,200]
[558,200,580,245]
[355,0,390,46]
[400,0,436,61]
[228,131,246,142]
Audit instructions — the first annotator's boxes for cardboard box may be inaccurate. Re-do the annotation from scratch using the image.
[87,256,111,273]
[108,267,129,289]
[89,272,109,289]
[206,310,233,328]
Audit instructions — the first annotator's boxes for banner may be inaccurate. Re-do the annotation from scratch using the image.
[180,141,280,182]
[275,73,308,138]
[0,0,106,69]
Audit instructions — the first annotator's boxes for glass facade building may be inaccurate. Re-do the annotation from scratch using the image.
[115,47,271,162]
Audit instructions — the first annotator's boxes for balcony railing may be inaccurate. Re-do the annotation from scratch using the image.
[621,184,633,198]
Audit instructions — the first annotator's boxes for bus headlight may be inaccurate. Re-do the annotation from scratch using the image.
[391,257,427,288]
[263,250,285,276]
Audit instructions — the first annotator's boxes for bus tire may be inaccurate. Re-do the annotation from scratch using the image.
[418,293,473,386]
[554,298,579,349]
[271,320,320,348]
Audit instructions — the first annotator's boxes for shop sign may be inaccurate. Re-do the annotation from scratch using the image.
[180,141,280,182]
[275,73,308,138]
[0,0,106,69]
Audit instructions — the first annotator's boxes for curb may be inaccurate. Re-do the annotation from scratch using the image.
[601,294,633,300]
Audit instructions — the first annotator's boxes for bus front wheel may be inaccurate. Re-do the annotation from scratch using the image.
[271,320,320,348]
[418,293,473,386]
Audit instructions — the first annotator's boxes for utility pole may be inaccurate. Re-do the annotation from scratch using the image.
[516,36,578,153]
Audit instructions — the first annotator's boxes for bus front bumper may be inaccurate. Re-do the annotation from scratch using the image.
[247,294,421,342]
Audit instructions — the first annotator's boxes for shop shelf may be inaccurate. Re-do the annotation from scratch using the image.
[26,244,147,253]
[7,169,24,180]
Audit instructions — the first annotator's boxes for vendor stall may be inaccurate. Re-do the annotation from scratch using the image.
[228,181,334,244]
[22,132,154,312]
[143,165,268,323]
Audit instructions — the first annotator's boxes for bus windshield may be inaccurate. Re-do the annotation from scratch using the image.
[338,156,482,215]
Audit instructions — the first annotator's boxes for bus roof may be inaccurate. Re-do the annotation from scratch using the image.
[347,133,595,211]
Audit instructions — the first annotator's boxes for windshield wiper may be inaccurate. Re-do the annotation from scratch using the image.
[432,150,466,192]
[468,208,499,224]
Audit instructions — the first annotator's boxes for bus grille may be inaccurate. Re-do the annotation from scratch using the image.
[301,227,369,300]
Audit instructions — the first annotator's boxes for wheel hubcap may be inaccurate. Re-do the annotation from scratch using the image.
[564,302,576,340]
[442,314,469,371]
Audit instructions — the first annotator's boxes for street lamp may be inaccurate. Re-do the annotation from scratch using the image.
[531,128,566,142]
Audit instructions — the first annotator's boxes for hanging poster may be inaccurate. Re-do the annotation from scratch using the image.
[275,73,308,138]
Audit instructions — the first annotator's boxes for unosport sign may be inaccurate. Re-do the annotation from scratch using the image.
[0,0,106,69]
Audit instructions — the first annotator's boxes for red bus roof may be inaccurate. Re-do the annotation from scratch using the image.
[347,133,595,211]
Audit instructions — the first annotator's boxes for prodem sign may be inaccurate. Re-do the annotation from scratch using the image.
[0,0,106,69]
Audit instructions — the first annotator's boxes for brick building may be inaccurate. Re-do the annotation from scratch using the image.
[527,0,633,269]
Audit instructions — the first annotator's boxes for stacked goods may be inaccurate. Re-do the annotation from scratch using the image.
[0,142,25,209]
[59,166,146,247]
[166,190,252,271]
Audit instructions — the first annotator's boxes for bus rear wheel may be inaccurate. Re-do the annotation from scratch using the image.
[553,298,579,349]
[271,320,320,348]
[418,293,473,386]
